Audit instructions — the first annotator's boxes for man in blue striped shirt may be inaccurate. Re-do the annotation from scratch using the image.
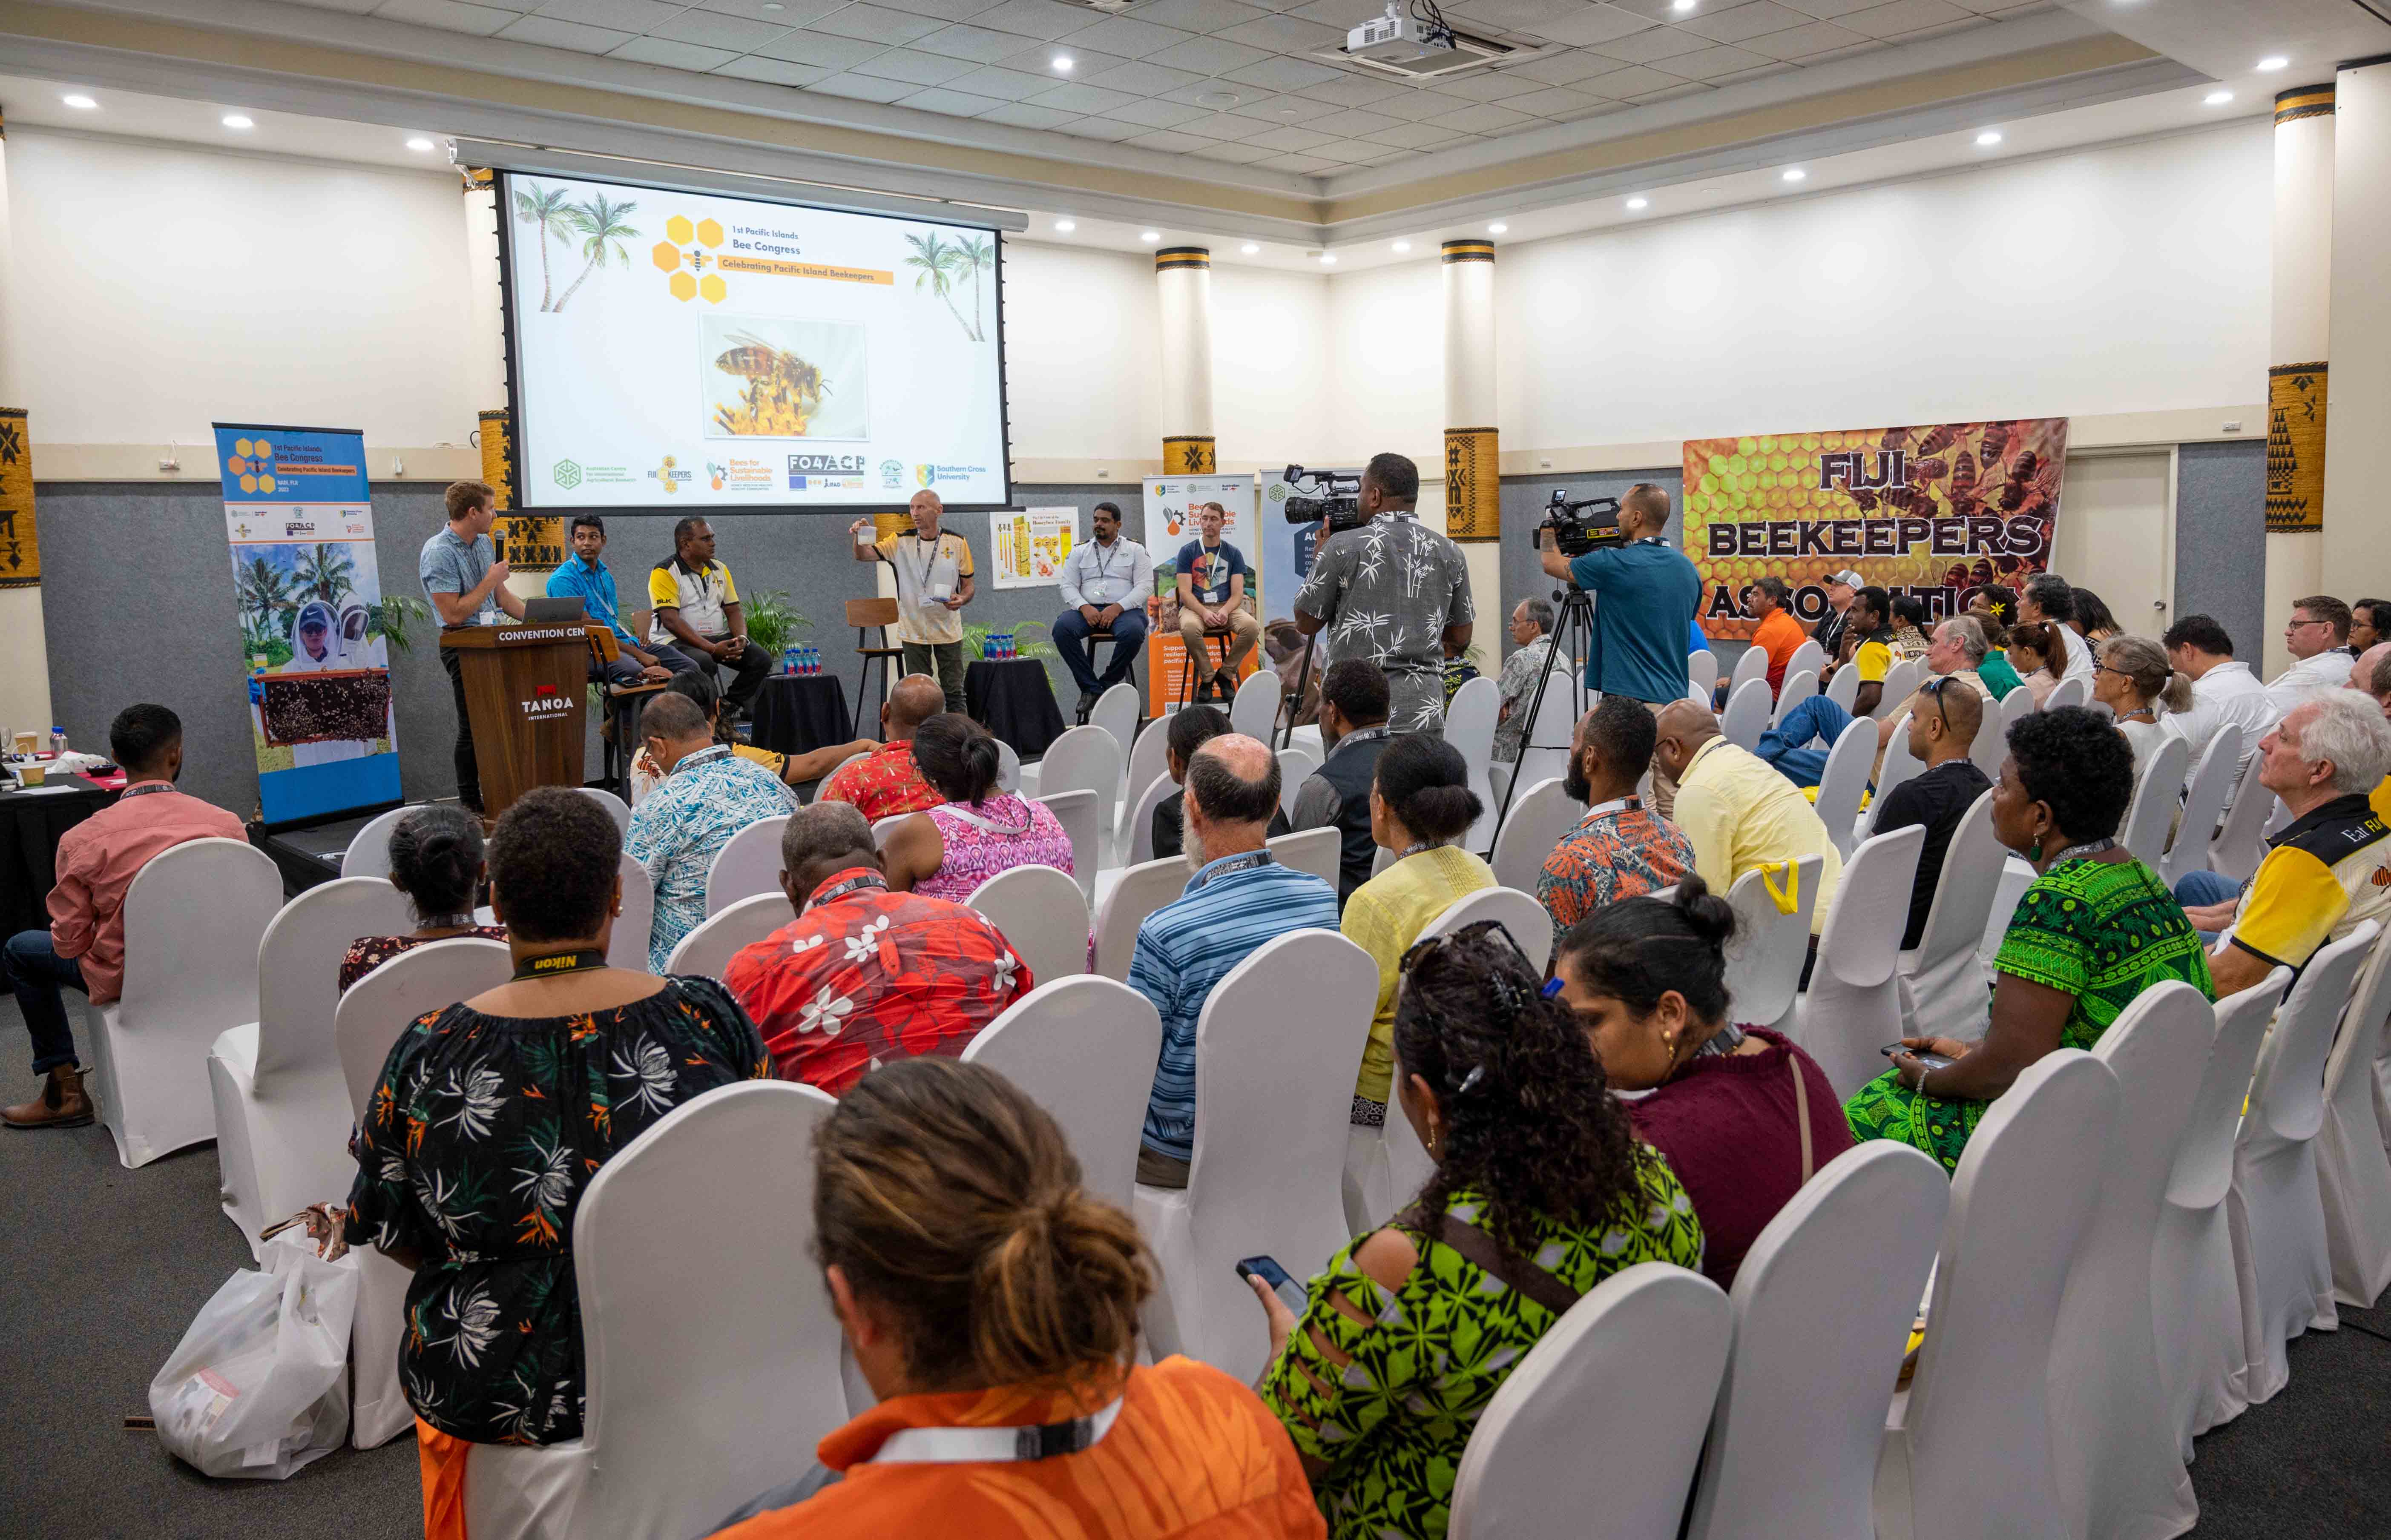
[1132,734,1340,1188]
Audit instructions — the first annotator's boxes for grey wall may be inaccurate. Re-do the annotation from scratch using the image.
[2173,440,2267,660]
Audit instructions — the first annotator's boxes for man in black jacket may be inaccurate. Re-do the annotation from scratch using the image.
[1287,659,1394,905]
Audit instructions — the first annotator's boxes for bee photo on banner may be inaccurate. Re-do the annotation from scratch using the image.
[700,315,870,441]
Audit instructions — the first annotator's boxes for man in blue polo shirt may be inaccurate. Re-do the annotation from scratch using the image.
[545,514,687,688]
[1130,733,1339,1189]
[1537,481,1701,816]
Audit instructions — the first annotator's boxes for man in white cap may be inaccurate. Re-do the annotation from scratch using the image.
[1813,569,1865,673]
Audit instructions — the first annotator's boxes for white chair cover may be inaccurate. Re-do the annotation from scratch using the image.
[1771,668,1819,725]
[1824,663,1862,713]
[2319,935,2391,1307]
[1122,771,1178,868]
[2153,970,2288,1457]
[1489,776,1586,895]
[1863,716,1922,839]
[1088,682,1140,799]
[2227,921,2378,1404]
[2160,725,2243,887]
[1688,647,1720,700]
[1515,665,1583,791]
[576,785,632,835]
[1371,843,1395,878]
[609,855,655,973]
[1896,789,2003,1042]
[823,748,871,786]
[1876,1050,2119,1540]
[1813,718,1877,861]
[702,814,790,916]
[1276,748,1318,823]
[2207,761,2278,886]
[338,804,413,878]
[1446,676,1500,853]
[2117,734,2191,870]
[208,875,414,1256]
[1719,677,1771,751]
[1119,716,1172,851]
[1790,824,1925,1098]
[2045,674,2090,711]
[1036,726,1124,871]
[994,737,1022,794]
[2048,982,2210,1540]
[1268,826,1341,889]
[1968,695,2007,780]
[1133,930,1375,1379]
[334,936,515,1448]
[2000,683,2038,729]
[664,891,794,980]
[1721,856,1822,1033]
[1979,855,2037,971]
[1728,643,1770,694]
[1788,637,1826,681]
[1451,1264,1730,1540]
[964,975,1162,1212]
[1684,1144,1948,1540]
[80,837,281,1169]
[1230,669,1282,742]
[1034,787,1101,903]
[1091,855,1191,981]
[964,863,1089,984]
[870,812,911,850]
[1874,658,1925,719]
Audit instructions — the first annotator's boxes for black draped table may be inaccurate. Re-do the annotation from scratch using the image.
[0,774,119,936]
[749,674,852,759]
[966,659,1067,759]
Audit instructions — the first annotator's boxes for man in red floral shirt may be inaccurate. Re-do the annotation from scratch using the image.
[724,802,1032,1094]
[818,674,945,820]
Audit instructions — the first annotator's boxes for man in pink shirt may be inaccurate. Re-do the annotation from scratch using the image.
[3,704,247,1129]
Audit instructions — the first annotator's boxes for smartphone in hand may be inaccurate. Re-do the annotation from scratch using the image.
[1882,1043,1957,1072]
[1236,1255,1308,1313]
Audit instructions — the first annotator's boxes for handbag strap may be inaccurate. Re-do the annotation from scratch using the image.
[1394,1204,1582,1317]
[1789,1052,1816,1187]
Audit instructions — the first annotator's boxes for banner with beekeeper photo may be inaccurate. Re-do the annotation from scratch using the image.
[217,424,400,824]
[1141,474,1259,714]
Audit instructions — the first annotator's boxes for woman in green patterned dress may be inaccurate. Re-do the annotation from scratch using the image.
[1847,706,2213,1173]
[1246,923,1704,1540]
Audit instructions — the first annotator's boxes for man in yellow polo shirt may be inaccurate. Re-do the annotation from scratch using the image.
[1839,585,1897,719]
[647,516,772,720]
[2190,692,2391,998]
[1652,700,1845,934]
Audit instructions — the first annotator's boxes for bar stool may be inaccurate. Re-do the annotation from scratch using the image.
[1173,626,1236,709]
[846,598,903,736]
[603,681,667,794]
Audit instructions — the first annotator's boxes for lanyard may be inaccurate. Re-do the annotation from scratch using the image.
[1189,849,1273,891]
[2047,837,2118,867]
[512,948,607,981]
[675,744,732,774]
[867,1396,1125,1465]
[1579,795,1639,825]
[900,536,947,599]
[419,912,477,931]
[804,869,888,913]
[119,782,175,799]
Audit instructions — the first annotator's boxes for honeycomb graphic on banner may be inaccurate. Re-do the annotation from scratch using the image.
[226,436,278,495]
[656,215,727,304]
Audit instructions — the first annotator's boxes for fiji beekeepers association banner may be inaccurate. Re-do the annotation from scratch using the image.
[1684,418,2068,640]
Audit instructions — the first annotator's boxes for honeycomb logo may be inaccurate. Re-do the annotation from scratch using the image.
[654,215,728,304]
[552,459,583,490]
[226,436,278,495]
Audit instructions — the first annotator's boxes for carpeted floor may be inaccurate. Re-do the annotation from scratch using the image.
[2,992,2384,1538]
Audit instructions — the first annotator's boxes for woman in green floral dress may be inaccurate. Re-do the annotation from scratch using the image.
[1247,922,1704,1540]
[1848,706,2213,1173]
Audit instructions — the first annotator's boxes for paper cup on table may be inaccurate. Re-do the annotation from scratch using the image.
[18,763,45,787]
[12,731,36,757]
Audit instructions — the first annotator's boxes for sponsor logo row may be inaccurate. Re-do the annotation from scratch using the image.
[549,453,992,495]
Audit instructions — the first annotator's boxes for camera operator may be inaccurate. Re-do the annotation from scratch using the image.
[1537,482,1701,815]
[1293,453,1474,736]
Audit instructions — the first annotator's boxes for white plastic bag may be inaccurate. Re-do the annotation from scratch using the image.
[149,1234,359,1479]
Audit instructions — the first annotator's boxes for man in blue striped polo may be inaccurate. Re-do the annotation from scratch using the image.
[1131,733,1339,1189]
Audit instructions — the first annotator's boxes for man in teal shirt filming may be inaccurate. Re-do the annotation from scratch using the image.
[1537,482,1701,816]
[546,514,685,688]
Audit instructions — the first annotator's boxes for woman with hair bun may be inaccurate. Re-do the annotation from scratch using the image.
[1250,926,1703,1540]
[2092,634,2194,774]
[884,713,1071,901]
[1551,876,1851,1288]
[337,803,506,991]
[711,1057,1324,1539]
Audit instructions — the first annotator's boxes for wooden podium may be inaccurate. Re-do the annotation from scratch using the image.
[438,624,607,819]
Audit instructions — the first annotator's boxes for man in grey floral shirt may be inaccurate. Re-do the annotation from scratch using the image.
[1493,596,1556,764]
[1293,452,1476,736]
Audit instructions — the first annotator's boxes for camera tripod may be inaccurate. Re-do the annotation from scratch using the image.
[1487,580,1598,846]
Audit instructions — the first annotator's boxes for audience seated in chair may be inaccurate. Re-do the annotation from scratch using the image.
[342,788,768,1531]
[1552,880,1850,1288]
[630,669,875,802]
[626,691,802,971]
[2266,594,2357,715]
[725,803,1035,1095]
[1847,707,2213,1173]
[1868,679,1992,952]
[1150,706,1288,863]
[338,803,505,992]
[883,714,1072,901]
[2005,621,2064,708]
[817,674,945,820]
[708,1057,1325,1539]
[1537,695,1694,930]
[1653,700,1844,935]
[1246,926,1702,1540]
[1287,659,1397,906]
[1490,596,1555,765]
[2091,634,2193,776]
[1131,734,1338,1190]
[3,703,245,1130]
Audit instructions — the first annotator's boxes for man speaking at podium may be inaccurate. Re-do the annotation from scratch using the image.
[421,479,526,814]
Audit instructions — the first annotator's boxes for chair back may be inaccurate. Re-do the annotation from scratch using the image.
[610,855,655,972]
[1688,648,1719,700]
[1091,855,1193,980]
[1902,1051,2118,1539]
[1515,665,1582,789]
[2208,758,2280,886]
[1371,843,1395,878]
[1719,677,1771,751]
[336,937,515,1116]
[2000,683,2038,728]
[1876,658,1924,717]
[2246,922,2380,1146]
[1119,716,1172,848]
[1969,691,2008,779]
[2161,725,2243,886]
[254,876,415,1087]
[1036,725,1124,849]
[965,864,1090,984]
[339,805,414,879]
[2167,969,2291,1210]
[1905,789,2002,975]
[1722,856,1823,1030]
[1268,826,1341,888]
[1444,675,1500,850]
[995,736,1022,794]
[1035,787,1101,901]
[574,1081,845,1540]
[2118,733,2191,868]
[1798,823,1924,1096]
[1122,771,1178,868]
[1771,668,1819,724]
[576,785,632,836]
[1684,1144,1948,1540]
[2045,674,2090,711]
[1787,637,1826,680]
[1230,669,1282,741]
[664,892,795,980]
[2320,933,2391,1299]
[871,813,912,850]
[844,597,898,631]
[1490,776,1586,893]
[1812,717,1876,860]
[1089,684,1140,796]
[963,975,1162,1211]
[1450,1264,1730,1540]
[1276,748,1317,822]
[1823,664,1861,713]
[1865,715,1922,833]
[1728,644,1770,694]
[822,750,871,786]
[703,814,791,916]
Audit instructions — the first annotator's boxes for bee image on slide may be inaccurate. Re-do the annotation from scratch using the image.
[701,314,869,440]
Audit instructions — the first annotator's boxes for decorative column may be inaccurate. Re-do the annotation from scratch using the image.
[1441,238,1502,634]
[1155,247,1216,475]
[2262,83,2334,677]
[2322,63,2391,600]
[0,105,55,734]
[465,167,560,580]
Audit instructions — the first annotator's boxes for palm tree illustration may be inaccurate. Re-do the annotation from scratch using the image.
[293,542,357,605]
[903,231,980,341]
[235,555,293,642]
[956,234,994,341]
[550,194,640,313]
[512,182,577,312]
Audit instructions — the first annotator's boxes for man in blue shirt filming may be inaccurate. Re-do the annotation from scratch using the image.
[1537,481,1701,815]
[545,514,686,688]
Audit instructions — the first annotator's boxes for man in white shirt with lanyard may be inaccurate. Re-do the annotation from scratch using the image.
[852,490,977,714]
[1052,501,1154,719]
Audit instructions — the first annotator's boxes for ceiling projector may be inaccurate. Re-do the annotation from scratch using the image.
[1346,3,1460,68]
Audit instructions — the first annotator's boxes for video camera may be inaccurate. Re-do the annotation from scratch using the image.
[1281,464,1367,534]
[1534,488,1625,559]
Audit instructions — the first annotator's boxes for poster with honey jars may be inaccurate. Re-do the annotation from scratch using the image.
[989,507,1078,589]
[1682,418,2068,641]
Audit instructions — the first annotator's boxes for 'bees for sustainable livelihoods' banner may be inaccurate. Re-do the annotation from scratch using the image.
[1683,418,2068,642]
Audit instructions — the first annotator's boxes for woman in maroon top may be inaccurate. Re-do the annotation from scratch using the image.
[338,804,506,992]
[1551,878,1852,1288]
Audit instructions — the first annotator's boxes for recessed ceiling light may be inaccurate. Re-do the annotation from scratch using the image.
[1241,241,1259,254]
[62,93,96,109]
[1051,54,1073,71]
[2204,89,2233,106]
[1626,195,1648,210]
[1672,0,1696,11]
[1391,238,1410,252]
[1974,130,2001,146]
[1782,167,1806,182]
[222,113,254,129]
[406,136,435,152]
[1140,230,1160,242]
[1319,252,1336,264]
[1055,219,1075,232]
[762,2,783,9]
[1487,221,1507,233]
[1197,92,1240,107]
[2257,55,2288,72]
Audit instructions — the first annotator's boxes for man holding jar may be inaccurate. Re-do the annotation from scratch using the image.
[852,490,975,714]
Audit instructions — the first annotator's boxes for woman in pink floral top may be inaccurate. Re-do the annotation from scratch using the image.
[883,714,1072,903]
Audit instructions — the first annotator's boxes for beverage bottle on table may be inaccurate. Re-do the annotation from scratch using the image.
[807,645,820,676]
[52,725,67,754]
[784,645,799,677]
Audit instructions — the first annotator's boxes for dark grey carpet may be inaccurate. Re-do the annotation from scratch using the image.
[0,990,2382,1538]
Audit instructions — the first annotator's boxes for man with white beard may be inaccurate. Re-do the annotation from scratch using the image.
[1127,734,1339,1190]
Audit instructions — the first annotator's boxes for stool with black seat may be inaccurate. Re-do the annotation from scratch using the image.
[847,598,904,737]
[1076,629,1150,724]
[1174,625,1236,709]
